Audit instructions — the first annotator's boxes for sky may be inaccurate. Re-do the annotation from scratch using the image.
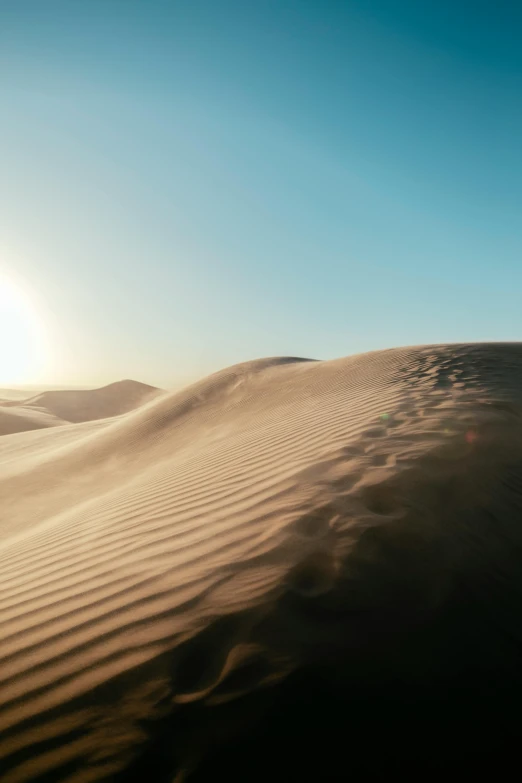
[1,0,521,387]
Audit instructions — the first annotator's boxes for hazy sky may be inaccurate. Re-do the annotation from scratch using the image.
[1,0,521,387]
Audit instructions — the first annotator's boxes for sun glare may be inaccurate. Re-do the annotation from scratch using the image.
[0,277,49,385]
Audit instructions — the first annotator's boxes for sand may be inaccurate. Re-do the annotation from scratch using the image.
[1,342,522,781]
[0,381,163,436]
[0,406,67,436]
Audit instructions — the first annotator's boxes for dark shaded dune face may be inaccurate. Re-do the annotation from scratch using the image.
[2,344,522,781]
[130,437,522,778]
[121,348,522,781]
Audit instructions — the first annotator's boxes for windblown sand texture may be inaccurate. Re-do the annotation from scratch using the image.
[1,343,522,781]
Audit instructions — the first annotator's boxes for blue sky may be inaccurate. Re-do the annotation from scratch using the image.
[1,0,521,386]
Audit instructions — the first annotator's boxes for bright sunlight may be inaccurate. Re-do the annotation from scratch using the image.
[0,276,49,385]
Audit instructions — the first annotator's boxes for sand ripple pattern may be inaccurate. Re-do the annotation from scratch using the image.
[1,344,522,780]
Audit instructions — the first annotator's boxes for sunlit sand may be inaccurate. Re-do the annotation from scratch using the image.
[1,343,522,780]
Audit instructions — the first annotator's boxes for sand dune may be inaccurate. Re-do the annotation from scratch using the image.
[1,343,522,780]
[0,406,66,436]
[0,380,163,436]
[0,390,40,403]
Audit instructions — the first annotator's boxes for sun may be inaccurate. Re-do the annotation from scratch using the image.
[0,277,49,385]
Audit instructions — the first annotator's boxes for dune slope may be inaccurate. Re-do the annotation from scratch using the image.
[1,344,522,780]
[0,406,66,436]
[0,380,163,436]
[20,380,162,423]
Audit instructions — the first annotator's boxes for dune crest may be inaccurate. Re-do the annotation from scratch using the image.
[0,380,163,436]
[0,406,66,436]
[1,343,522,780]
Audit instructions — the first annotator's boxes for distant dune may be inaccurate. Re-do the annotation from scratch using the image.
[0,380,163,435]
[0,406,66,436]
[0,389,40,403]
[1,344,522,780]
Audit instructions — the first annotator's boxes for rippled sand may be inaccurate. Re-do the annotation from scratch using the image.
[1,343,522,780]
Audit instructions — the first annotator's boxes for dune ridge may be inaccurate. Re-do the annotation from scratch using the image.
[0,380,163,437]
[0,407,67,436]
[1,343,522,780]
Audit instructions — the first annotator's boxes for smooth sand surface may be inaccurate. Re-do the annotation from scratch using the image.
[0,406,67,436]
[0,390,40,403]
[1,343,522,780]
[0,381,163,436]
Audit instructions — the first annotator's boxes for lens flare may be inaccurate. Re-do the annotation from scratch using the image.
[0,276,49,384]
